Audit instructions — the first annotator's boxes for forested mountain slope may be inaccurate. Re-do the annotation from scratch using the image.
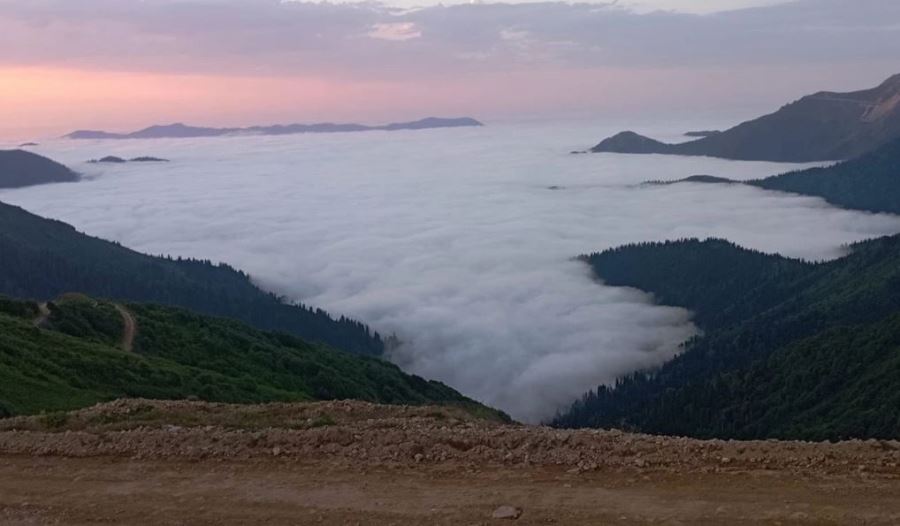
[0,201,383,355]
[0,295,492,418]
[748,137,900,214]
[554,236,900,440]
[0,149,79,189]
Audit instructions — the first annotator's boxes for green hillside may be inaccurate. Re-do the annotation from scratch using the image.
[0,200,383,355]
[0,294,499,419]
[553,236,900,440]
[750,137,900,214]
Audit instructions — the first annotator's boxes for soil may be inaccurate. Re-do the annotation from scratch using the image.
[1,399,899,525]
[31,302,50,327]
[113,303,136,352]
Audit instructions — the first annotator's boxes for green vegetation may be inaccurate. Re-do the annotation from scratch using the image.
[750,137,900,215]
[0,200,383,355]
[43,294,124,347]
[0,295,39,320]
[0,295,496,419]
[553,235,900,440]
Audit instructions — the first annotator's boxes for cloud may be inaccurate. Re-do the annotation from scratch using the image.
[369,22,422,41]
[0,0,898,79]
[2,123,899,421]
[2,0,899,137]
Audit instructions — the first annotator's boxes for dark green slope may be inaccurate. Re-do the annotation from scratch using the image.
[749,137,900,215]
[0,149,79,189]
[0,295,496,419]
[584,239,813,330]
[0,201,383,355]
[554,236,900,440]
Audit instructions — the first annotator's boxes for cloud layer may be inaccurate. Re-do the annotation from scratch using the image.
[3,122,900,420]
[2,0,899,77]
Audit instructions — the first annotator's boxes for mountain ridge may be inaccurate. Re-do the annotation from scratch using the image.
[0,149,79,189]
[591,73,900,162]
[553,235,900,440]
[642,137,900,215]
[66,117,484,140]
[0,200,385,355]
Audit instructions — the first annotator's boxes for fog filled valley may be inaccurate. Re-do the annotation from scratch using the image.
[6,0,900,522]
[4,121,900,421]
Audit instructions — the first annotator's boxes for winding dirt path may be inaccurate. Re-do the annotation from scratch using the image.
[113,303,137,352]
[31,303,50,327]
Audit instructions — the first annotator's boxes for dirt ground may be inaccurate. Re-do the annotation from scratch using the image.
[1,399,899,525]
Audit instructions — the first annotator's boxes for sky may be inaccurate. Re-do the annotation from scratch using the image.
[1,0,899,139]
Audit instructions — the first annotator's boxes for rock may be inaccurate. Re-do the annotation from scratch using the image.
[492,506,522,520]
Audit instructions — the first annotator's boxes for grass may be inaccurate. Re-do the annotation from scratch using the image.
[0,294,506,421]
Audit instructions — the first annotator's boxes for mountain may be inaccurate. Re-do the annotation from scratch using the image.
[591,74,900,162]
[644,138,900,215]
[65,117,484,140]
[552,236,900,440]
[645,174,738,186]
[0,150,79,189]
[0,200,384,355]
[747,137,900,214]
[0,294,494,418]
[88,156,170,163]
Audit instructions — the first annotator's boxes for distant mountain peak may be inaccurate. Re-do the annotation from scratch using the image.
[878,73,900,89]
[65,117,484,140]
[591,73,900,162]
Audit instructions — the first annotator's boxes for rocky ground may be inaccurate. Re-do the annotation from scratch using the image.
[1,399,900,525]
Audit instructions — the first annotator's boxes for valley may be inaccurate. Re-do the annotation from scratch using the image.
[3,3,900,524]
[5,122,897,421]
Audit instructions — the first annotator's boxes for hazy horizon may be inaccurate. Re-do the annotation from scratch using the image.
[2,0,899,140]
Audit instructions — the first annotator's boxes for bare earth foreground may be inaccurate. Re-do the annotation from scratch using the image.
[1,400,899,525]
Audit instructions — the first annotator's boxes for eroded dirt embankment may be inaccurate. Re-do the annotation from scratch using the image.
[2,399,899,476]
[2,400,900,525]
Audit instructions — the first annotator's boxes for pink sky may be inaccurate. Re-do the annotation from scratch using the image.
[0,0,898,140]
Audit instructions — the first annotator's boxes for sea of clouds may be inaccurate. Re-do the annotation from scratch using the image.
[4,121,900,421]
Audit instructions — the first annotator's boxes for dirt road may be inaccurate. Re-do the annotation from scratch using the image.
[3,456,900,525]
[31,302,50,327]
[112,303,136,352]
[1,400,899,525]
